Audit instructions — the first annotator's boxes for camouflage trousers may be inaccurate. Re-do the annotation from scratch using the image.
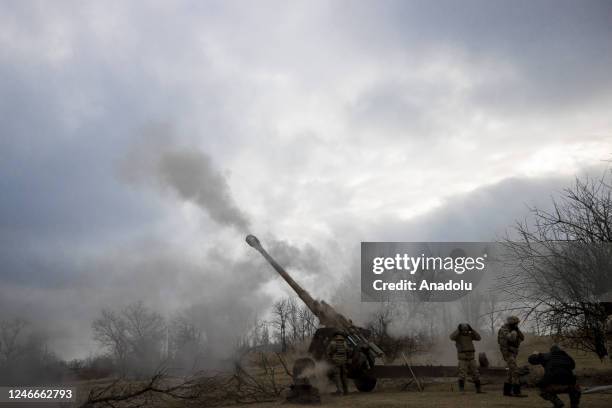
[502,352,519,385]
[330,365,348,394]
[457,358,480,381]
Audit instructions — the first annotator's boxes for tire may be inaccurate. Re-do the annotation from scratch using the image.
[353,375,377,392]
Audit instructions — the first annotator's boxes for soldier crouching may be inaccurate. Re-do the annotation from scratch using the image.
[528,345,581,408]
[498,315,527,397]
[450,323,484,393]
[326,330,349,395]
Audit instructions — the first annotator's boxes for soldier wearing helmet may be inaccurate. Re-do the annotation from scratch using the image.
[326,330,349,395]
[528,345,581,408]
[498,316,526,397]
[450,322,484,393]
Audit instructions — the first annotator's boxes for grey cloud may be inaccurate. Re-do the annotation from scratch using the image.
[333,0,612,115]
[1,0,611,365]
[348,80,434,139]
[368,176,573,242]
[329,169,607,328]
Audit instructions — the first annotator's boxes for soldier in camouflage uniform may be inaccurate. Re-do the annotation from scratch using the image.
[450,323,484,393]
[326,330,349,395]
[498,316,527,397]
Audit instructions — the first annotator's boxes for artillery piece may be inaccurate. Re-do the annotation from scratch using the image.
[246,234,382,392]
[246,234,508,393]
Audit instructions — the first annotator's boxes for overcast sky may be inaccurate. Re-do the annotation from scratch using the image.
[1,1,612,359]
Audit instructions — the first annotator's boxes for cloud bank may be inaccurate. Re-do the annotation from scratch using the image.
[0,1,611,359]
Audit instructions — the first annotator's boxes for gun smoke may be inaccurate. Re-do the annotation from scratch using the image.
[122,133,250,232]
[111,132,326,371]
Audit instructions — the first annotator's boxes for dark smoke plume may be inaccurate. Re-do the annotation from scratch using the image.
[157,149,250,230]
[122,129,250,231]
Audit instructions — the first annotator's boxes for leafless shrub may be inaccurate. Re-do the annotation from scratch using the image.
[80,367,207,408]
[365,302,432,362]
[80,351,289,408]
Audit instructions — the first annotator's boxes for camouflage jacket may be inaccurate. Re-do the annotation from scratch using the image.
[450,328,481,359]
[326,335,348,366]
[498,324,524,354]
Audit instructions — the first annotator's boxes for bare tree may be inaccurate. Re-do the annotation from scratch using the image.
[500,173,612,358]
[481,291,505,336]
[0,318,65,385]
[459,290,485,329]
[0,318,27,363]
[270,297,318,350]
[93,310,129,373]
[296,304,317,340]
[168,311,206,371]
[92,301,166,377]
[271,299,289,352]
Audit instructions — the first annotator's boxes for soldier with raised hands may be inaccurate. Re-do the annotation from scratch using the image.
[498,315,527,397]
[450,323,484,393]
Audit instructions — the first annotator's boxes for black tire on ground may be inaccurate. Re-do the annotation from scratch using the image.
[292,357,316,378]
[353,375,377,392]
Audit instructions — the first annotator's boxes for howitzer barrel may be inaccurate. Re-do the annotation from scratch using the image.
[246,235,320,315]
[246,234,352,328]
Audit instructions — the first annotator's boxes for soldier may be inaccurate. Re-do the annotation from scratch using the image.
[326,330,349,395]
[449,323,484,393]
[498,315,527,397]
[528,345,581,408]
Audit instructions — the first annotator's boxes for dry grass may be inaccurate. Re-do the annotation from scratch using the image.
[217,387,612,408]
[74,336,612,407]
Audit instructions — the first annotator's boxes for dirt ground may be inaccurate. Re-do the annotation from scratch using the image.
[215,334,612,408]
[219,387,612,408]
[74,335,612,407]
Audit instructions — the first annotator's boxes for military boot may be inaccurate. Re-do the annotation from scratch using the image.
[474,380,485,393]
[503,383,512,396]
[568,388,581,408]
[542,393,565,408]
[458,379,465,392]
[512,384,527,397]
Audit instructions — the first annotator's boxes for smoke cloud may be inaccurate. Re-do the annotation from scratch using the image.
[157,149,250,231]
[122,130,250,231]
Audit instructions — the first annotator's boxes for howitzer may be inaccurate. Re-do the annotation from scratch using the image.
[246,234,382,391]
